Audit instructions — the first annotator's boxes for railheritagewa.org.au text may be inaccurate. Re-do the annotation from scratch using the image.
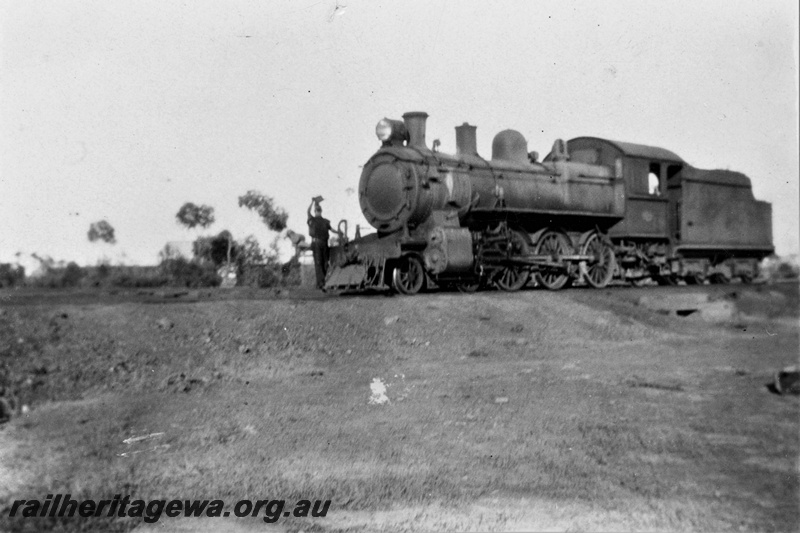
[8,494,331,523]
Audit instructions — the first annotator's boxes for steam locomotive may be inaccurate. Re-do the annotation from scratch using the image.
[324,112,773,294]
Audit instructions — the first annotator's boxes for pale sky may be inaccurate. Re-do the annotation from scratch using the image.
[1,0,798,269]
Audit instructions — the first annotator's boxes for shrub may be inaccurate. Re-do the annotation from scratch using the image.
[96,263,111,280]
[159,257,219,288]
[24,260,220,289]
[0,264,25,288]
[280,257,301,286]
[776,261,799,280]
[237,259,300,288]
[762,255,800,282]
[107,267,170,288]
[61,262,85,287]
[25,263,86,288]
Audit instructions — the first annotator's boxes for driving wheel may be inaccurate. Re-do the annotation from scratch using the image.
[533,231,572,290]
[579,232,616,288]
[495,231,530,292]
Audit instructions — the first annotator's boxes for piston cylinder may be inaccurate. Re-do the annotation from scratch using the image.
[424,227,473,274]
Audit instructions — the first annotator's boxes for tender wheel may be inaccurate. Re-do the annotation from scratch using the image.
[495,231,530,292]
[533,231,572,290]
[739,273,753,284]
[579,232,616,288]
[656,275,678,286]
[455,280,481,293]
[684,273,706,285]
[391,255,425,295]
[709,272,730,285]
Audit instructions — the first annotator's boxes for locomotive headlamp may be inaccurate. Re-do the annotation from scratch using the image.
[375,118,393,142]
[375,118,407,145]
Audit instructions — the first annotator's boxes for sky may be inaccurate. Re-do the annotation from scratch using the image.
[1,0,798,270]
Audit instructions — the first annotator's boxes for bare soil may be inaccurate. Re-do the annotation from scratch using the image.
[0,282,798,532]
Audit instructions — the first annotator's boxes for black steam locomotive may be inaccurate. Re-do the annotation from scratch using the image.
[325,112,773,294]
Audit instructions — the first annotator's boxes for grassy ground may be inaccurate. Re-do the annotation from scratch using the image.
[0,283,797,532]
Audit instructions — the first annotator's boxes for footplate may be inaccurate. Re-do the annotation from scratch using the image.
[325,260,387,292]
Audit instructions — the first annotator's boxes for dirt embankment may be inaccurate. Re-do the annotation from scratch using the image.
[0,283,798,532]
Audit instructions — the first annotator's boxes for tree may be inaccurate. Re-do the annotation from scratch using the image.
[87,220,116,244]
[158,242,188,262]
[238,191,288,232]
[175,202,235,264]
[233,234,298,288]
[175,203,215,230]
[193,231,240,266]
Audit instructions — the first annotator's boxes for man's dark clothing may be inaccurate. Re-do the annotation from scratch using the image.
[308,216,332,241]
[310,240,329,289]
[308,215,332,289]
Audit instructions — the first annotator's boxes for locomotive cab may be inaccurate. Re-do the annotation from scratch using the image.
[550,137,773,284]
[548,137,679,243]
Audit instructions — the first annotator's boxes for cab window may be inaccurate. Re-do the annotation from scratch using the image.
[648,163,661,196]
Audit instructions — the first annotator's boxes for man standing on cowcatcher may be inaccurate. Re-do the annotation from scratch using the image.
[307,196,340,290]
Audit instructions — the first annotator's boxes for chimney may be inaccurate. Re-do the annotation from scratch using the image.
[403,111,428,149]
[455,122,477,156]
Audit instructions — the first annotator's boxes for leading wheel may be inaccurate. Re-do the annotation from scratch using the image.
[391,255,425,295]
[579,232,616,288]
[495,231,530,292]
[533,231,572,290]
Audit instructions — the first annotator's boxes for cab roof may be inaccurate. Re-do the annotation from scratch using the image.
[567,137,685,163]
